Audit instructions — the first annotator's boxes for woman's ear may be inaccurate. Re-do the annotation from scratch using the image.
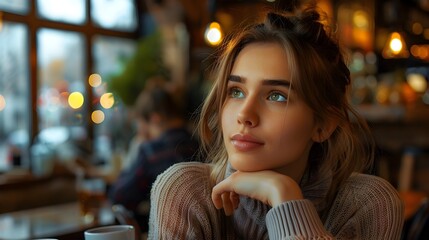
[312,117,339,143]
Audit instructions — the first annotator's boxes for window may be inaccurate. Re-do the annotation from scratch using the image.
[37,28,86,130]
[0,21,29,170]
[37,0,86,24]
[91,0,137,31]
[0,0,140,172]
[0,0,28,14]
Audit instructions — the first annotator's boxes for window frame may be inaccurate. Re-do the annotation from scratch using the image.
[0,0,142,168]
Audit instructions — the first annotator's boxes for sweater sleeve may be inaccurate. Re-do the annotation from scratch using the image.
[266,200,333,239]
[148,162,222,240]
[266,174,404,240]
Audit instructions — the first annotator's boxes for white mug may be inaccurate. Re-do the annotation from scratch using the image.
[84,225,135,240]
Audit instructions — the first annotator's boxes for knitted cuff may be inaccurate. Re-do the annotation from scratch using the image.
[266,199,332,239]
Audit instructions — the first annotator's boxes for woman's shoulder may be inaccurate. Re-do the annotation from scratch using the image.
[326,174,404,238]
[152,162,213,200]
[346,173,398,194]
[157,162,212,182]
[340,173,402,206]
[149,163,221,239]
[329,173,403,219]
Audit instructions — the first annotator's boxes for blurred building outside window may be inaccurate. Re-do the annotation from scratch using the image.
[0,21,29,171]
[91,0,137,31]
[37,0,86,25]
[37,28,87,130]
[0,0,28,14]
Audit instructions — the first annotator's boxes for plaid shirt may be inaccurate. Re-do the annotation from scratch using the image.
[108,127,199,231]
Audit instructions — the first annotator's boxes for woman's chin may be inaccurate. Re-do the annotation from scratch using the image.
[229,158,267,172]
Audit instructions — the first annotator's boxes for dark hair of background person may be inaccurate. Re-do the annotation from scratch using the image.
[134,77,185,122]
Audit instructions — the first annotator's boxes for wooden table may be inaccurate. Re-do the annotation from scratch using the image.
[0,201,115,240]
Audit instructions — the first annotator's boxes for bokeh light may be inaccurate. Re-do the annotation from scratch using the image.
[407,73,427,93]
[353,10,369,28]
[91,110,105,124]
[412,22,423,35]
[390,34,403,54]
[68,92,84,109]
[0,95,6,111]
[100,93,114,109]
[89,73,102,87]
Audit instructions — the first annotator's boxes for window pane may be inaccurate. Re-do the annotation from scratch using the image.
[0,22,29,171]
[91,0,137,32]
[0,0,28,14]
[37,28,86,132]
[92,36,136,162]
[37,0,86,25]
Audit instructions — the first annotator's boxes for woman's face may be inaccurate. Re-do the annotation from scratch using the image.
[221,42,320,180]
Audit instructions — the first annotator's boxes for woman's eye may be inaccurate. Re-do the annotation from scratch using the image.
[268,92,287,102]
[229,88,245,99]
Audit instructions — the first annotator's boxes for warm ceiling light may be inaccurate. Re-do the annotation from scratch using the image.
[382,32,409,59]
[205,21,223,47]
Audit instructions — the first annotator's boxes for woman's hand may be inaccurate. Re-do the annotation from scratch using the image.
[211,170,303,216]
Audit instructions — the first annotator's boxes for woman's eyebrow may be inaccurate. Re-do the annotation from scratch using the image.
[228,75,291,88]
[227,75,292,88]
[228,75,242,82]
[262,79,291,88]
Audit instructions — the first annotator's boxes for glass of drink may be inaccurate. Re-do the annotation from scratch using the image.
[76,177,106,222]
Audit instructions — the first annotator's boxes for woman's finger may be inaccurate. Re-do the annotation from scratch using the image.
[211,177,232,209]
[230,192,240,209]
[221,192,234,216]
[212,190,223,209]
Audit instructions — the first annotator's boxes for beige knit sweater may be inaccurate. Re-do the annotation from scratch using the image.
[148,162,404,239]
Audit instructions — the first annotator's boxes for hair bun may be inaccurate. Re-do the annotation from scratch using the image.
[267,12,294,29]
[276,0,299,12]
[301,10,320,22]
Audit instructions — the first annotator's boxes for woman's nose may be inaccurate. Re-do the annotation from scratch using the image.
[237,98,259,127]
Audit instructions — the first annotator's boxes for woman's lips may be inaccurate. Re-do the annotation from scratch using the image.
[231,134,264,151]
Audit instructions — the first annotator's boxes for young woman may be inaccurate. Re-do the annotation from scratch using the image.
[148,5,404,240]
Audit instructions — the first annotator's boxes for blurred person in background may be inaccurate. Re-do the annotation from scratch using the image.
[108,77,199,233]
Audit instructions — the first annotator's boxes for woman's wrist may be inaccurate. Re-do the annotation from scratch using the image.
[269,175,304,207]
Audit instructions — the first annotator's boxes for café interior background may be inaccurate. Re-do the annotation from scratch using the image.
[0,0,429,211]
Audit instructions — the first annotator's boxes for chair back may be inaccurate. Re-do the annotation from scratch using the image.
[407,199,429,240]
[112,204,142,240]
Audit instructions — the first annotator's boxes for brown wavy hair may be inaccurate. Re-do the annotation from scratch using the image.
[197,4,375,218]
